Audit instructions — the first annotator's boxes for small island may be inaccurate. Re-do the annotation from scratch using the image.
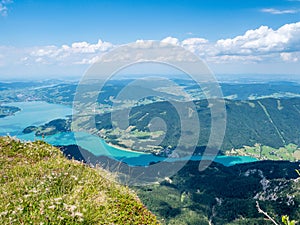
[0,106,21,118]
[23,119,71,136]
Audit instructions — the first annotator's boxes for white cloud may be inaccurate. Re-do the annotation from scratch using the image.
[181,38,213,57]
[181,38,208,46]
[280,52,299,62]
[70,40,113,53]
[261,8,298,15]
[161,37,180,46]
[215,22,300,57]
[0,5,7,16]
[2,22,300,78]
[8,21,300,67]
[0,0,13,16]
[135,39,156,48]
[74,55,102,65]
[157,22,300,64]
[210,55,264,64]
[28,39,114,65]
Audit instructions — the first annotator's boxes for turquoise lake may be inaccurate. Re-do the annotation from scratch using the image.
[0,101,258,166]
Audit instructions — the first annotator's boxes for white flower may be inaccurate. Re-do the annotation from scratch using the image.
[69,205,77,212]
[71,175,78,181]
[57,216,64,220]
[48,205,56,210]
[30,188,38,193]
[72,212,83,218]
[0,211,8,216]
[64,203,77,212]
[54,197,62,202]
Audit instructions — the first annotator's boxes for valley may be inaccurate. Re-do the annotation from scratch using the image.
[1,79,300,224]
[20,96,300,161]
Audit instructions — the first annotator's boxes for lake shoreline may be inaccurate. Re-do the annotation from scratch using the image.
[104,141,152,155]
[0,101,259,167]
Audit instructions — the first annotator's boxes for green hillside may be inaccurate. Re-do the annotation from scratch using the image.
[58,144,300,225]
[0,136,158,224]
[135,160,300,225]
[93,97,300,157]
[24,97,300,160]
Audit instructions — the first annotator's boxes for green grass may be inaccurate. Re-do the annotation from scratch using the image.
[0,136,158,224]
[226,143,300,161]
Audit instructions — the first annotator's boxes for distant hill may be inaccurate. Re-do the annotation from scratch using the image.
[2,80,300,105]
[94,97,300,156]
[24,97,300,158]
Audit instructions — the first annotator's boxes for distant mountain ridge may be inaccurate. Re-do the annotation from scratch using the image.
[2,80,300,104]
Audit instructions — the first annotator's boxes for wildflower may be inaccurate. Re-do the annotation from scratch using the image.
[74,212,83,217]
[71,211,83,218]
[54,197,62,202]
[57,215,64,220]
[16,206,23,212]
[71,175,78,181]
[64,204,77,212]
[30,188,38,193]
[0,211,8,217]
[48,205,56,210]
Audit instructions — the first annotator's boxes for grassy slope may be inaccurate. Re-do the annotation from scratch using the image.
[0,136,158,224]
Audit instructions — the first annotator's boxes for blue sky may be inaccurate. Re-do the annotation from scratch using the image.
[1,0,300,79]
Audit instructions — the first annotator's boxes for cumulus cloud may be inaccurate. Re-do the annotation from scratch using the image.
[28,39,114,65]
[147,22,300,64]
[181,38,214,57]
[161,37,180,46]
[261,8,298,15]
[70,40,113,53]
[214,22,300,62]
[2,21,300,78]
